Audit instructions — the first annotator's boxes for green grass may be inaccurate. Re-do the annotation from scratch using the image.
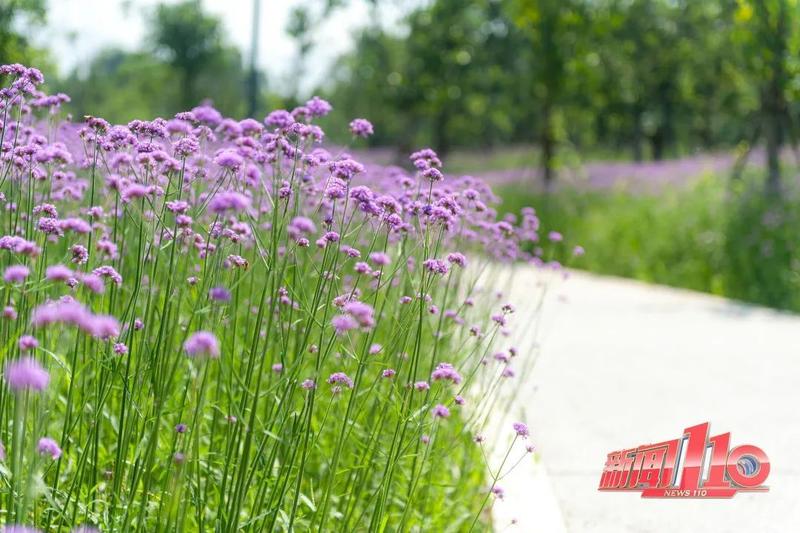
[499,172,800,311]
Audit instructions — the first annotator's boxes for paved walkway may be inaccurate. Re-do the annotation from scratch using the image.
[493,270,800,532]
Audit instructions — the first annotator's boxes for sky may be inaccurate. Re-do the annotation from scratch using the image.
[39,0,412,95]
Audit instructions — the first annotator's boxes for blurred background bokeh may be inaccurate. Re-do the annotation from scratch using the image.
[5,0,800,310]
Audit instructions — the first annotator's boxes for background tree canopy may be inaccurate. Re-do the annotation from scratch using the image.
[4,0,800,191]
[0,0,49,67]
[323,0,799,191]
[47,1,272,125]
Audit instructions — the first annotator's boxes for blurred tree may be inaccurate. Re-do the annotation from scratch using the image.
[728,0,800,194]
[56,0,269,122]
[286,4,314,99]
[150,0,225,110]
[0,0,47,65]
[320,0,791,175]
[57,49,179,123]
[284,0,371,105]
[505,0,586,187]
[325,28,407,148]
[247,0,261,117]
[401,0,491,156]
[324,0,529,157]
[591,1,683,161]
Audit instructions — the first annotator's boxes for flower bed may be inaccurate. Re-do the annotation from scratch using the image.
[0,64,563,531]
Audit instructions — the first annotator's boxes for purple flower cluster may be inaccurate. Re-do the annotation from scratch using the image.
[184,331,221,358]
[349,118,374,138]
[5,357,49,392]
[327,372,354,389]
[332,300,376,334]
[37,437,62,459]
[0,62,568,528]
[431,362,462,385]
[3,264,30,284]
[31,300,120,339]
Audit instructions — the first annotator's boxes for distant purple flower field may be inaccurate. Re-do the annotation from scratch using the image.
[352,146,799,192]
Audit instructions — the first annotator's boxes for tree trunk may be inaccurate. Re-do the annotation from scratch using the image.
[542,129,554,190]
[541,101,555,191]
[765,97,781,195]
[650,82,673,161]
[433,108,450,158]
[632,104,643,162]
[731,119,760,183]
[650,130,665,161]
[182,70,194,112]
[763,70,783,196]
[760,0,787,196]
[246,0,261,118]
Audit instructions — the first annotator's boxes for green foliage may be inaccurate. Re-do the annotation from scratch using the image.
[150,0,225,109]
[324,28,409,147]
[57,49,180,123]
[0,0,49,67]
[323,0,800,186]
[722,177,800,308]
[51,1,272,122]
[311,0,540,150]
[498,171,800,310]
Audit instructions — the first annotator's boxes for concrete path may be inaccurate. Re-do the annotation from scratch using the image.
[494,270,800,532]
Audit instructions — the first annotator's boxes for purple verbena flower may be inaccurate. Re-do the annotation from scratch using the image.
[513,422,529,438]
[422,259,448,275]
[3,526,43,533]
[327,372,354,389]
[214,149,244,170]
[431,362,462,385]
[343,301,375,329]
[332,314,358,335]
[431,404,450,418]
[3,265,29,284]
[369,252,390,266]
[209,286,231,302]
[37,437,62,459]
[264,109,294,129]
[71,244,88,264]
[5,357,49,392]
[46,264,73,282]
[209,191,251,214]
[92,265,122,286]
[446,252,467,267]
[18,335,38,351]
[306,96,332,117]
[184,331,220,358]
[349,118,374,138]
